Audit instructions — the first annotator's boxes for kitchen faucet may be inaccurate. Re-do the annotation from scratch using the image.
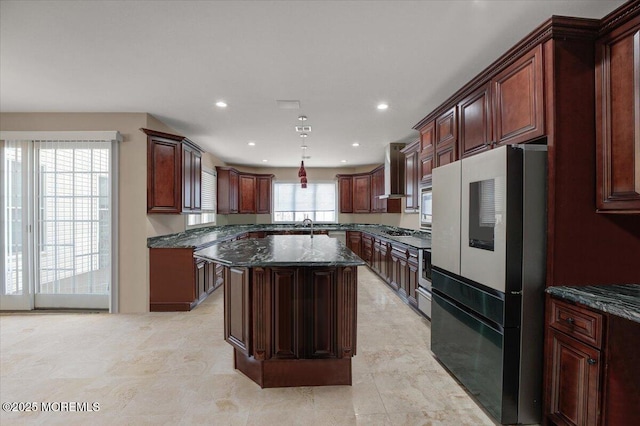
[302,218,313,238]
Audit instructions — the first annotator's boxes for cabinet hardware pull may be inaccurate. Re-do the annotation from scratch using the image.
[566,317,575,324]
[587,358,597,365]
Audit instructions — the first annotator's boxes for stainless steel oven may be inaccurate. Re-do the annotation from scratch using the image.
[420,187,432,231]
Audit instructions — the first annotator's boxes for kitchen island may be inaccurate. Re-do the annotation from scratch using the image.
[195,234,365,388]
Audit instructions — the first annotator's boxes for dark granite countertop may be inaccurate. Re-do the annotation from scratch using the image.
[194,234,366,267]
[546,284,640,324]
[147,223,431,250]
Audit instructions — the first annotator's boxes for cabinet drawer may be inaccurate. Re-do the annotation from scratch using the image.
[549,298,603,348]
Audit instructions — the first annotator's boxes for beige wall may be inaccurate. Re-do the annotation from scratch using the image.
[0,112,230,313]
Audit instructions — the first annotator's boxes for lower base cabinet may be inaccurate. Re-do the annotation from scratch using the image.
[544,296,640,426]
[351,232,419,310]
[149,247,222,311]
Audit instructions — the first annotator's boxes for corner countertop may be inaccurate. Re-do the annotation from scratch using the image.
[194,234,366,267]
[546,284,640,324]
[147,223,431,250]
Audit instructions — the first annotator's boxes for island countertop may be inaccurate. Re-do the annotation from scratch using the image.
[194,234,366,267]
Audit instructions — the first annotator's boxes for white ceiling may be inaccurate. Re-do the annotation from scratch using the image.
[0,0,625,168]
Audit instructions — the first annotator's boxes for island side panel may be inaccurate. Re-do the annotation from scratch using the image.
[338,266,358,358]
[224,266,251,355]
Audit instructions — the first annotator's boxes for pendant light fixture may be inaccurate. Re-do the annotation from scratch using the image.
[297,115,309,188]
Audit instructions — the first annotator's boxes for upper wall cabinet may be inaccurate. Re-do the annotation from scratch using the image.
[493,45,544,146]
[401,141,420,212]
[458,82,493,158]
[596,13,640,213]
[419,121,435,184]
[143,128,203,214]
[216,167,273,215]
[337,166,401,214]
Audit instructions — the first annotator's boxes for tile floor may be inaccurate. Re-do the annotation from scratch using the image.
[0,267,497,425]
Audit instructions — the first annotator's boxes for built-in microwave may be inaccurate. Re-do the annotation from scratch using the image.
[420,187,432,230]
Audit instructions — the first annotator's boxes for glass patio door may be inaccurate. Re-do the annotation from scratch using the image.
[1,137,116,311]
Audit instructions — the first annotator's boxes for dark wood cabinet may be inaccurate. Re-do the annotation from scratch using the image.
[353,174,371,213]
[419,121,435,184]
[239,174,256,214]
[361,233,373,264]
[144,128,203,214]
[401,141,420,212]
[181,143,202,212]
[224,266,251,355]
[371,166,385,213]
[224,265,358,387]
[493,44,544,146]
[458,82,493,158]
[390,244,418,306]
[595,14,640,213]
[337,167,400,214]
[216,167,239,214]
[149,247,220,311]
[217,167,273,214]
[346,231,362,258]
[256,175,272,214]
[544,296,640,426]
[338,176,353,213]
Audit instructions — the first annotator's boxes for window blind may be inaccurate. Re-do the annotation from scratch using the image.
[273,182,336,222]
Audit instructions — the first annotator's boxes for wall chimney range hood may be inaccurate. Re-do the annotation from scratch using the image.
[379,143,406,199]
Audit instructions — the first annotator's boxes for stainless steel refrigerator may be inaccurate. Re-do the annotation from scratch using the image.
[430,144,547,425]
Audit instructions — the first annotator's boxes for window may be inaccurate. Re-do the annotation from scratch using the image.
[273,182,336,222]
[187,168,216,227]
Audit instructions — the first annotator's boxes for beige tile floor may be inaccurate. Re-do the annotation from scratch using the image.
[0,266,497,426]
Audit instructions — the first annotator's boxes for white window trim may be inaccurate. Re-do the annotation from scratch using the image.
[272,180,338,224]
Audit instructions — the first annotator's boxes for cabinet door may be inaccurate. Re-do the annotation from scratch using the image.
[420,121,435,184]
[256,176,272,214]
[147,137,182,213]
[596,18,640,212]
[239,174,256,213]
[435,107,458,168]
[459,83,492,158]
[407,250,419,307]
[493,45,544,145]
[347,231,362,258]
[229,170,239,213]
[546,329,601,426]
[338,176,353,213]
[192,150,202,211]
[405,150,419,211]
[361,234,373,264]
[182,145,202,212]
[195,260,207,301]
[224,266,251,355]
[353,175,371,213]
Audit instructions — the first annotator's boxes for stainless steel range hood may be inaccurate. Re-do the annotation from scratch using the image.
[379,143,406,199]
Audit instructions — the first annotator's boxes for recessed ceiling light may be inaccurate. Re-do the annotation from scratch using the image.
[299,133,308,138]
[352,142,360,147]
[298,115,308,121]
[215,101,228,108]
[247,142,256,146]
[377,103,389,110]
[300,145,308,150]
[341,160,348,163]
[262,159,268,163]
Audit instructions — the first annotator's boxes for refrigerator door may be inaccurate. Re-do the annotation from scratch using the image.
[432,161,462,274]
[460,146,510,292]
